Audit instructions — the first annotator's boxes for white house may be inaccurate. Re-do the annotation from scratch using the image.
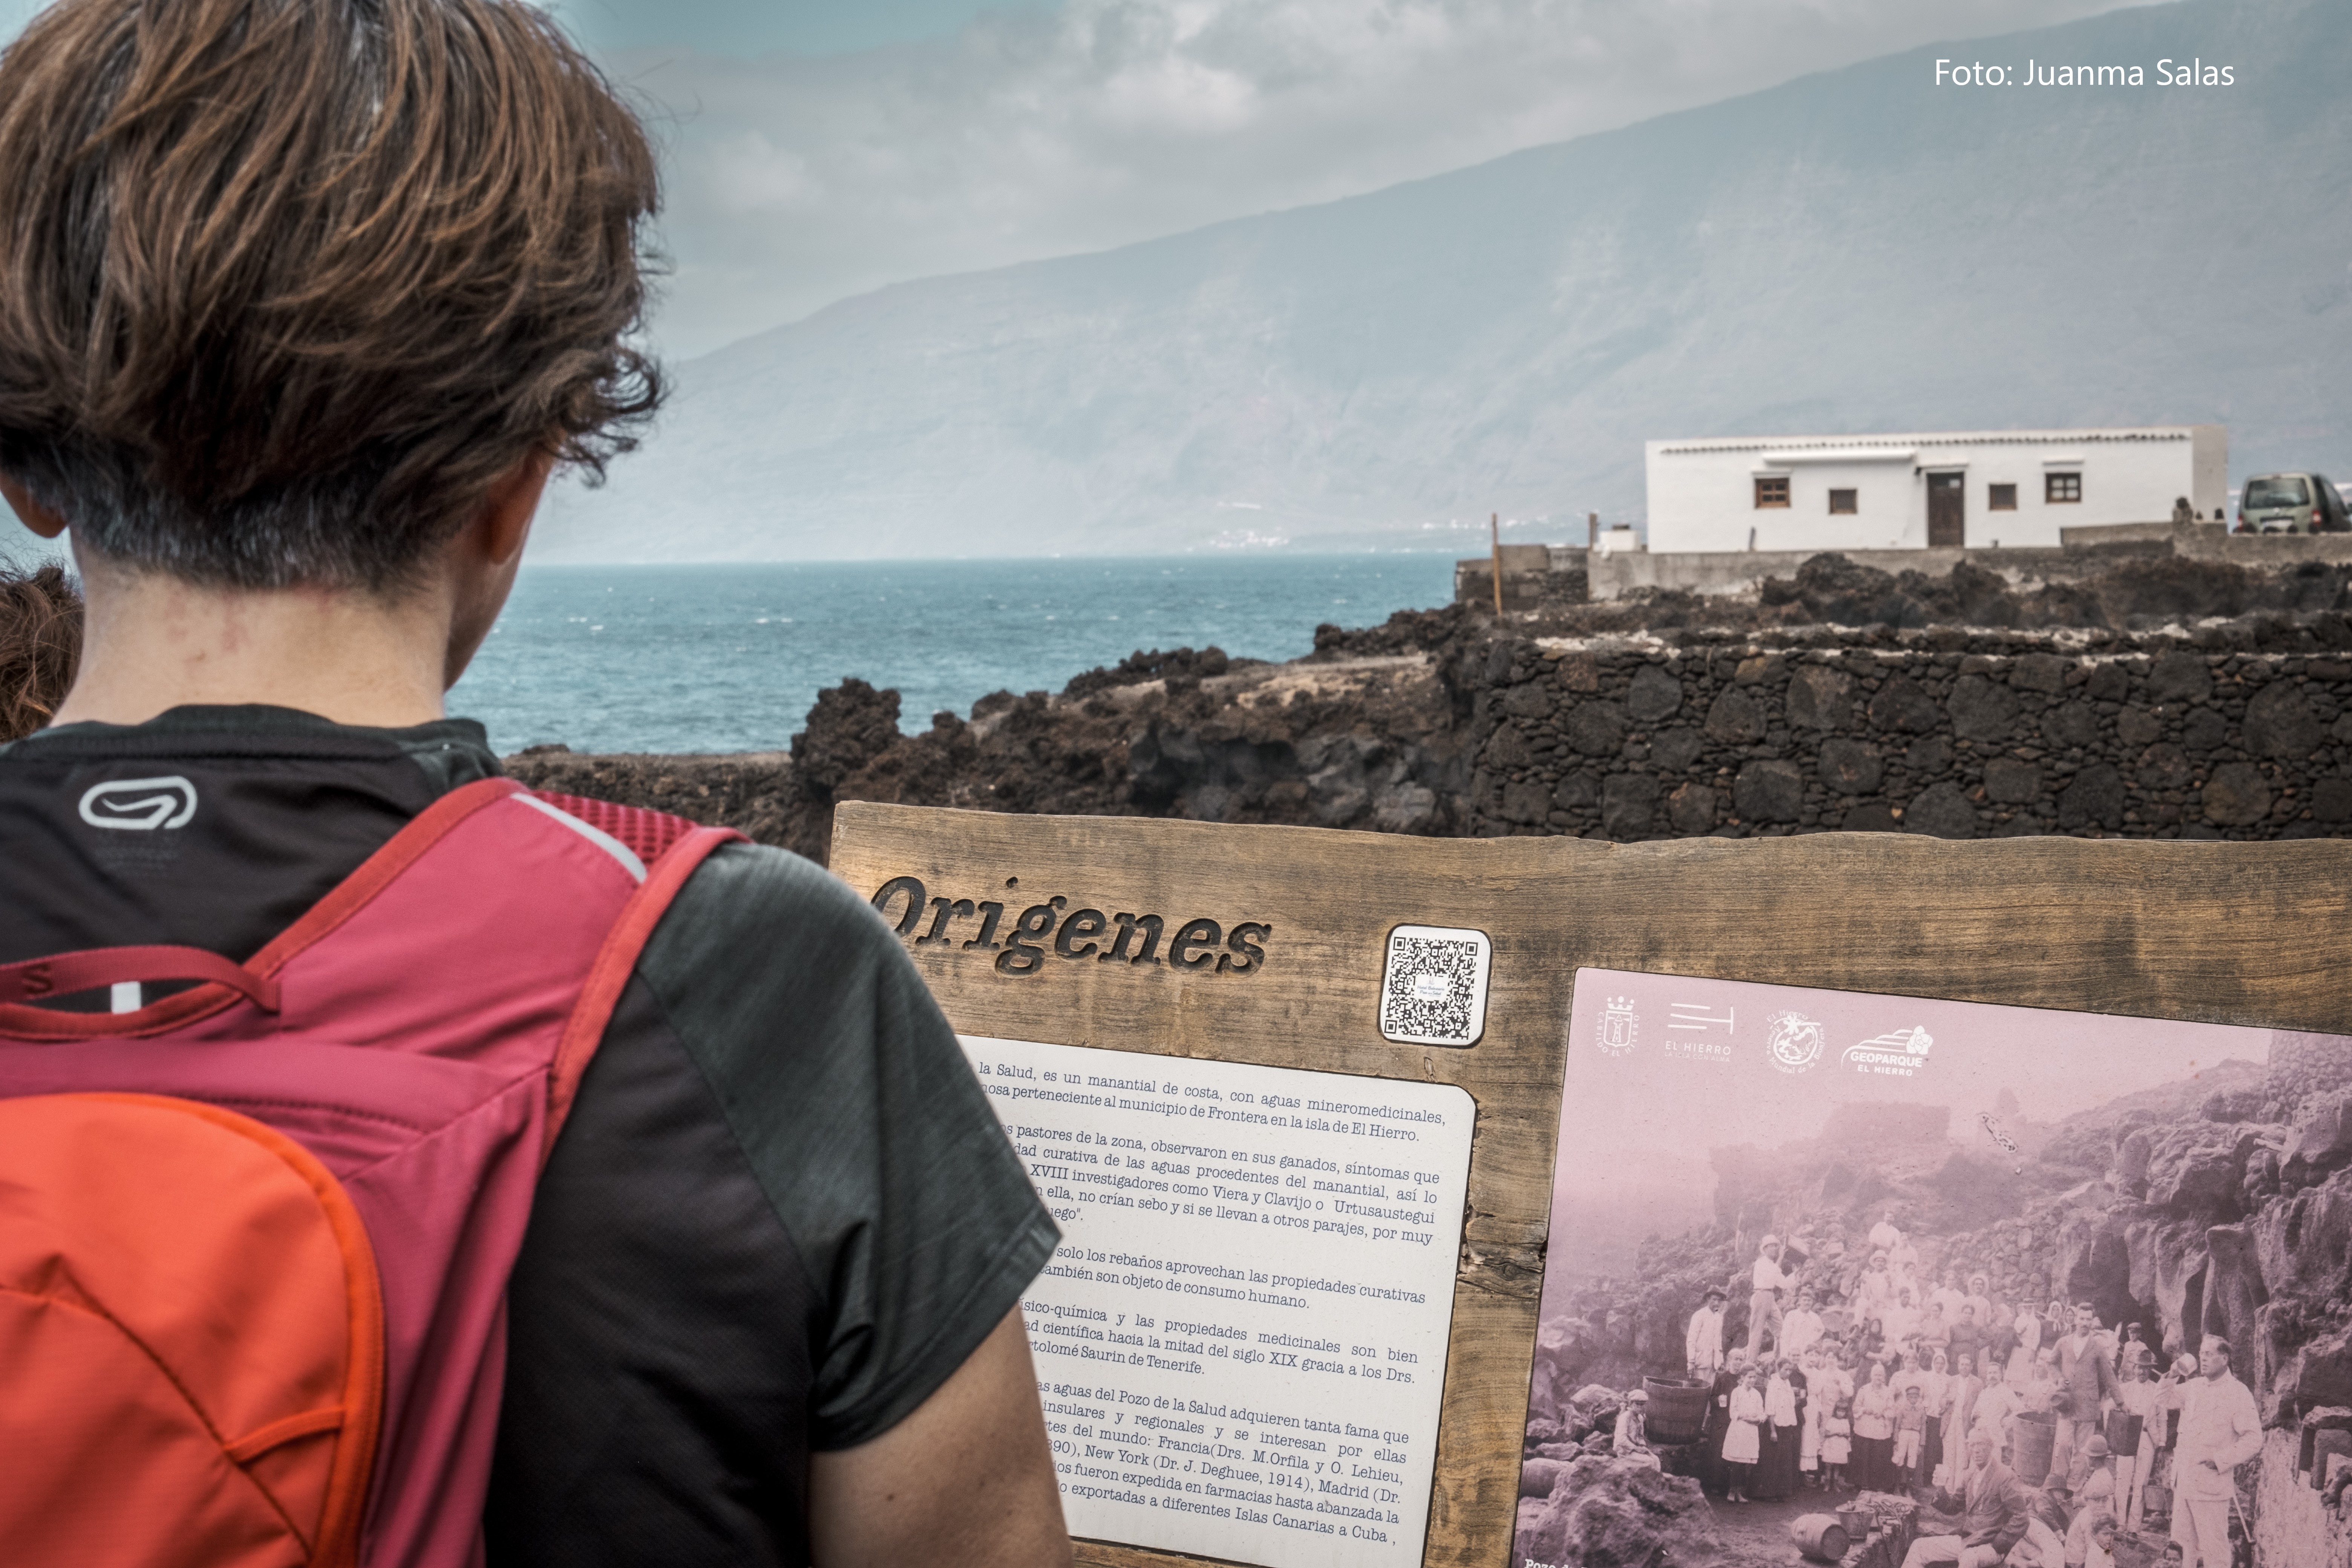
[1643,426,2228,554]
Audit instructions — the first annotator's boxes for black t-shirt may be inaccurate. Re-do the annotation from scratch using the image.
[0,706,1058,1566]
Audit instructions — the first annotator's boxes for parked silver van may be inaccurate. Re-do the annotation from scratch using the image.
[2239,472,2349,533]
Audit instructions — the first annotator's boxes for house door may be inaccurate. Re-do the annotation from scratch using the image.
[1927,472,1965,547]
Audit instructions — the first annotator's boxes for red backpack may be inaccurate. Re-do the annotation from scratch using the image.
[0,776,737,1567]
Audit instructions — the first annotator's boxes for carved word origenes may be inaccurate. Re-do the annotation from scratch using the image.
[870,876,1271,979]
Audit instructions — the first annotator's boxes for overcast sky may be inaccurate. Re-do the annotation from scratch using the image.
[1,0,2151,358]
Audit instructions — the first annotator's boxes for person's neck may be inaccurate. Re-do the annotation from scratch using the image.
[56,553,456,729]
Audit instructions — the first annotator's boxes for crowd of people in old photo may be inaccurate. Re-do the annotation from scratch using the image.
[1633,1215,2263,1568]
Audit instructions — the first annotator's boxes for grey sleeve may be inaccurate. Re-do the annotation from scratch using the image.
[637,841,1060,1449]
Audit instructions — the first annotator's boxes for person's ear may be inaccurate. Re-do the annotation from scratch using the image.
[0,472,69,539]
[479,447,557,566]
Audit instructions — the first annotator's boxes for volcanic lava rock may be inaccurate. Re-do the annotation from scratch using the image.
[1734,759,1804,824]
[2148,652,2214,704]
[1516,1456,1726,1568]
[1906,780,1979,838]
[1870,676,1942,734]
[1703,688,1766,745]
[1786,666,1854,729]
[791,677,905,800]
[1602,773,1661,839]
[1984,757,2043,805]
[2203,763,2273,827]
[2245,681,2324,759]
[1626,664,1684,723]
[1820,738,1883,795]
[1949,675,2021,742]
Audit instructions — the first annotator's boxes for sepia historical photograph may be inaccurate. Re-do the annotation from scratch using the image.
[1517,970,2352,1568]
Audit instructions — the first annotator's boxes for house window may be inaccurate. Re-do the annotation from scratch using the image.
[2046,472,2082,504]
[1989,483,2018,511]
[1754,476,1790,508]
[1828,488,1857,514]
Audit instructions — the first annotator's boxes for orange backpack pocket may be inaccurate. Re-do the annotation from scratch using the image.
[0,1093,384,1567]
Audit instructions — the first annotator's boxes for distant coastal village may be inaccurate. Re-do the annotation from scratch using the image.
[1467,423,2346,609]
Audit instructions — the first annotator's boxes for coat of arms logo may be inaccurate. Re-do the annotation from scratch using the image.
[1595,996,1639,1055]
[1765,1010,1827,1074]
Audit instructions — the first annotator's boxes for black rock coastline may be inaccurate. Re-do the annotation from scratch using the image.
[503,552,2352,864]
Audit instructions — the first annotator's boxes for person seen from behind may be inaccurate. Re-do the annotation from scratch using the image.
[0,0,1069,1563]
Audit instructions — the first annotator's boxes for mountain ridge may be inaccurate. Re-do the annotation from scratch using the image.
[465,0,2352,559]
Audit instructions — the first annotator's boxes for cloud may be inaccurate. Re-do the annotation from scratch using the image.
[611,0,2142,356]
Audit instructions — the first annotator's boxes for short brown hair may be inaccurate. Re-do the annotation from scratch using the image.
[0,561,82,741]
[0,0,661,591]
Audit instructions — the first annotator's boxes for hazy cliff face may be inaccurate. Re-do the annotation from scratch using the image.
[1532,1042,2352,1435]
[535,0,2350,562]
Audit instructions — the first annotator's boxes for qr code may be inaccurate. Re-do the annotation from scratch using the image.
[1378,925,1492,1046]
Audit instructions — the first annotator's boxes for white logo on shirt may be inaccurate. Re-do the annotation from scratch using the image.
[78,775,199,830]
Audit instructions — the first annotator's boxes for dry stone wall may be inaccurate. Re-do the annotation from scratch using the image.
[1463,625,2352,841]
[504,611,2352,859]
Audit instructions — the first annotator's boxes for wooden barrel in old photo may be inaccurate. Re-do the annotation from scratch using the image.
[1641,1378,1709,1445]
[2013,1413,2057,1484]
[1519,1457,1570,1499]
[1788,1514,1851,1563]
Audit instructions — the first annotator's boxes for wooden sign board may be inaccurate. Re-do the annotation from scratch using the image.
[830,802,2352,1568]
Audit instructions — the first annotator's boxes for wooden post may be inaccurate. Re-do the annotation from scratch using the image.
[1490,512,1502,616]
[1588,510,1599,548]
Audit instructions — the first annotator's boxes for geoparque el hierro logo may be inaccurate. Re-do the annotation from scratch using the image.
[1844,1025,1936,1078]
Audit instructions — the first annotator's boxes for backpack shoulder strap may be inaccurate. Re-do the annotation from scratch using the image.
[524,790,709,868]
[542,820,742,1162]
[0,776,525,1041]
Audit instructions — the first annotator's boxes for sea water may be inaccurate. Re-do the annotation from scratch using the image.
[448,554,1455,755]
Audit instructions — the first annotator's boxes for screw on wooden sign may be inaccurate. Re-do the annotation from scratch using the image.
[870,875,1271,978]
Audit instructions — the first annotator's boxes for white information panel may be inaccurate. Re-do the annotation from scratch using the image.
[960,1035,1475,1568]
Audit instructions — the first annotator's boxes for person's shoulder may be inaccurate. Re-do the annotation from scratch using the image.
[635,837,957,1094]
[664,839,892,948]
[641,839,942,1009]
[634,840,1058,1450]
